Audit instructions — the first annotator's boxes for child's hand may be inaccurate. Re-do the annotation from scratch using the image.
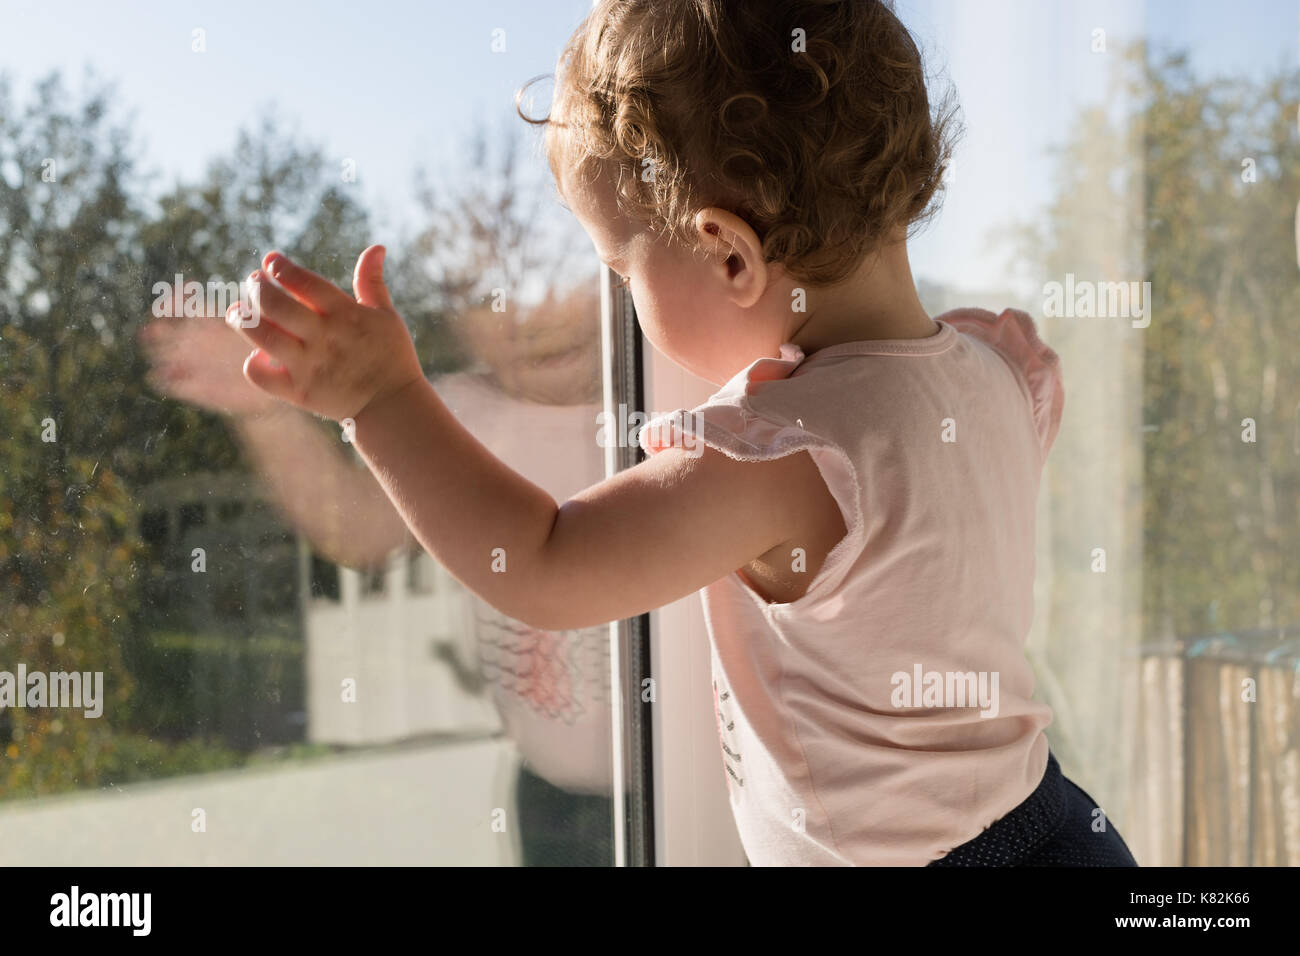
[226,245,425,422]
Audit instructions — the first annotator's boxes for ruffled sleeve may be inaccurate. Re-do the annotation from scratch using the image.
[943,307,1066,461]
[636,343,866,606]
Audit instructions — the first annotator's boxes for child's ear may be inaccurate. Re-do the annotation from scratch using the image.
[693,208,768,309]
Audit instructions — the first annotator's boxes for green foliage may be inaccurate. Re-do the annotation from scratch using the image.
[0,78,395,799]
[1012,45,1300,640]
[1135,55,1300,638]
[122,628,305,750]
[0,74,145,799]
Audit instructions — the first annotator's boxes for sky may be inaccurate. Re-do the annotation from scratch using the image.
[0,0,1294,293]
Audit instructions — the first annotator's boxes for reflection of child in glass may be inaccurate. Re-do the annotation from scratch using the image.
[142,280,613,866]
[215,0,1137,866]
[434,290,615,866]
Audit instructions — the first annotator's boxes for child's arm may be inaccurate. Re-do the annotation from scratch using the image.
[351,378,831,628]
[228,247,839,630]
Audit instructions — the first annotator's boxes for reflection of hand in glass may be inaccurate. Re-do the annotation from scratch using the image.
[139,302,407,569]
[138,313,283,420]
[458,281,601,406]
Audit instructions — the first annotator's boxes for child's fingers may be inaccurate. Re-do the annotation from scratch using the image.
[262,251,348,315]
[226,302,305,360]
[245,271,317,340]
[352,245,394,311]
[242,348,296,402]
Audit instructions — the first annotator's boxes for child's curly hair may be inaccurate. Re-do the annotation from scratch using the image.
[519,0,960,286]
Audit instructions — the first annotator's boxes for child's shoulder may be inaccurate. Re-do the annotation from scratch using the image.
[640,307,1064,461]
[938,306,1062,382]
[938,307,1065,459]
[736,306,1064,458]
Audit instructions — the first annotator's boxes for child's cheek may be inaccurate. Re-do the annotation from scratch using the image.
[635,308,672,360]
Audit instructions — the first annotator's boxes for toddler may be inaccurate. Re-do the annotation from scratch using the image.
[225,0,1137,866]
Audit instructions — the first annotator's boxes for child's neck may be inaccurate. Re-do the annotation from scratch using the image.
[786,239,936,354]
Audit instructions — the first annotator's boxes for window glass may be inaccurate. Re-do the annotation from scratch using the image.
[0,0,615,865]
[904,0,1299,864]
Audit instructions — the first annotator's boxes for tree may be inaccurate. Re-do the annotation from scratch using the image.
[1005,43,1300,863]
[0,72,145,795]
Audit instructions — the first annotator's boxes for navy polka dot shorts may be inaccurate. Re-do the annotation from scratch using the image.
[928,751,1139,867]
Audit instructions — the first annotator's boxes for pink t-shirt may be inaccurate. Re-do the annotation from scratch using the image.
[639,307,1064,866]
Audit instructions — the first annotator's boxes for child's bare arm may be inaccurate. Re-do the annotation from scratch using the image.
[228,246,839,629]
[351,375,832,628]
